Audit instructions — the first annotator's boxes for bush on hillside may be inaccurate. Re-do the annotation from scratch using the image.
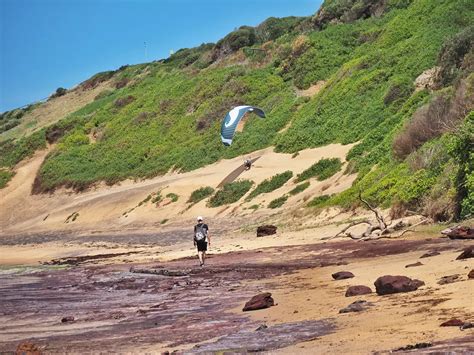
[166,192,179,202]
[268,195,288,209]
[307,194,331,207]
[246,171,293,201]
[50,87,67,99]
[296,158,342,182]
[187,186,215,204]
[81,71,115,90]
[208,180,253,207]
[289,181,310,195]
[114,95,136,108]
[0,169,15,189]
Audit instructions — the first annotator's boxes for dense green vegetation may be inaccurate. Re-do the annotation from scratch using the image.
[246,170,293,200]
[166,192,179,203]
[1,0,472,221]
[187,186,215,204]
[208,180,253,207]
[296,158,342,182]
[0,169,15,188]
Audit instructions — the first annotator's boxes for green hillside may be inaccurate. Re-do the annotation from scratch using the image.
[1,0,473,220]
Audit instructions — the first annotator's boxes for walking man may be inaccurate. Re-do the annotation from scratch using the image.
[194,216,210,267]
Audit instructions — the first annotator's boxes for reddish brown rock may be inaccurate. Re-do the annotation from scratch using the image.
[405,262,423,268]
[332,271,355,280]
[374,275,425,295]
[420,251,440,258]
[456,247,474,260]
[16,341,41,355]
[61,316,75,323]
[440,319,464,327]
[345,285,372,297]
[256,225,277,237]
[468,270,474,279]
[243,292,274,311]
[441,225,474,240]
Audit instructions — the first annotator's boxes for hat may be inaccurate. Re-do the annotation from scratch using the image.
[197,216,203,221]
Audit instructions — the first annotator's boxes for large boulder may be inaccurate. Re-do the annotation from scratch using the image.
[456,247,474,260]
[257,225,277,237]
[468,270,474,279]
[332,271,355,280]
[243,292,274,311]
[345,285,372,297]
[374,275,425,295]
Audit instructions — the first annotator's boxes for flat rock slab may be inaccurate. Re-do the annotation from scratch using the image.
[374,275,424,295]
[440,319,464,327]
[192,319,335,352]
[405,262,423,268]
[332,271,355,280]
[437,274,460,285]
[420,251,440,258]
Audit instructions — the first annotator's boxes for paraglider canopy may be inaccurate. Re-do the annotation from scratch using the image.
[220,106,265,146]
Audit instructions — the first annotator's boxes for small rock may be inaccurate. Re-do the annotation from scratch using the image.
[420,251,440,258]
[440,318,464,327]
[437,274,460,285]
[256,225,277,237]
[243,292,274,311]
[339,300,373,313]
[405,262,423,268]
[468,270,474,279]
[332,271,355,280]
[61,316,75,323]
[374,275,424,295]
[255,324,268,331]
[461,322,473,330]
[456,247,474,260]
[345,285,372,297]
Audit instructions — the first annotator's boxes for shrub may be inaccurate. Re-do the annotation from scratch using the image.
[296,158,342,182]
[166,192,179,202]
[0,169,15,189]
[208,180,253,207]
[188,186,215,204]
[114,95,136,108]
[268,195,288,209]
[115,78,129,89]
[81,71,115,90]
[307,194,331,207]
[151,192,163,204]
[50,87,67,99]
[94,89,114,101]
[246,171,293,200]
[289,181,310,195]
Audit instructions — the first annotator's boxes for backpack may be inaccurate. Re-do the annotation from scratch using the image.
[195,224,207,241]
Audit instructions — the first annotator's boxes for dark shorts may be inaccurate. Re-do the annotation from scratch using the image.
[196,240,207,252]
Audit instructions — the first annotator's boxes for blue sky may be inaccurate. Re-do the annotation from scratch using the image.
[0,0,322,112]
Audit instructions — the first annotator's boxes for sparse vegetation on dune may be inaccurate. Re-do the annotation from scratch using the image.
[0,0,472,220]
[208,180,254,207]
[296,158,342,183]
[246,171,293,201]
[188,186,215,204]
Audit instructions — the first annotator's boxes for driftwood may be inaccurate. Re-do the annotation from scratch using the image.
[331,192,430,241]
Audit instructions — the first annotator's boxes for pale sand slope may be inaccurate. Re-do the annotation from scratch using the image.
[242,249,474,354]
[0,143,356,236]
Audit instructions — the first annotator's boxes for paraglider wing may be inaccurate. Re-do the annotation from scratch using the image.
[220,106,266,146]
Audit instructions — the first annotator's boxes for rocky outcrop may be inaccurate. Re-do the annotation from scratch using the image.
[257,225,277,237]
[441,225,474,240]
[456,247,474,260]
[414,67,441,91]
[332,271,355,280]
[243,292,274,311]
[345,285,372,297]
[16,341,41,354]
[374,275,424,295]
